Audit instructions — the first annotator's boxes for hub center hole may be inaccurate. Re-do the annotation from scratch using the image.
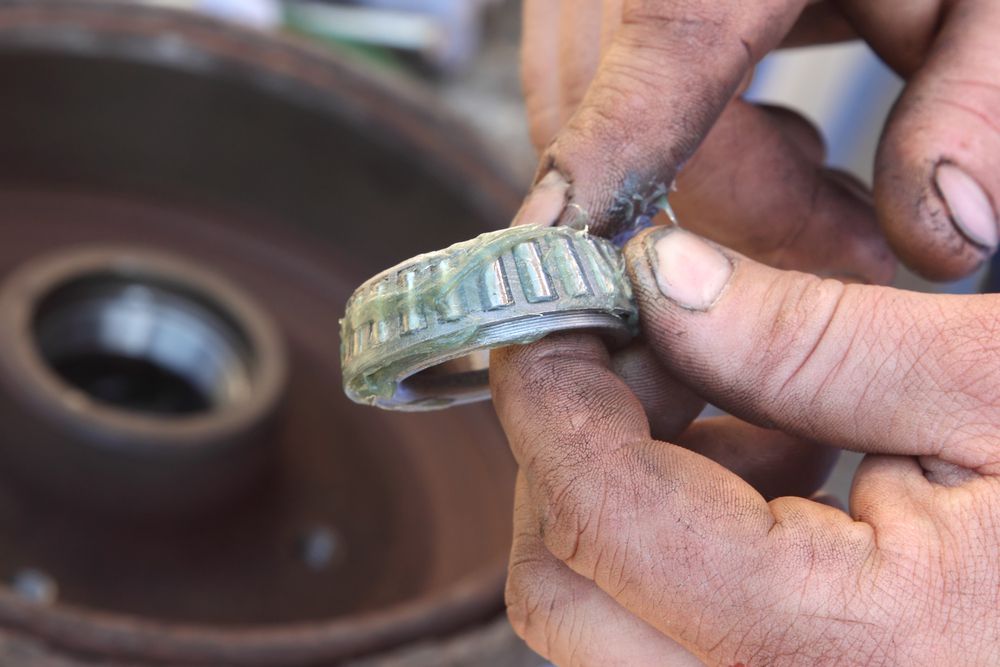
[33,273,255,417]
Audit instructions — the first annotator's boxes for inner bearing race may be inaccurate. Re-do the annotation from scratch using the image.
[33,271,255,418]
[0,246,288,515]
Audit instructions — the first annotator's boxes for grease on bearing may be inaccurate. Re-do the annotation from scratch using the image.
[340,226,638,409]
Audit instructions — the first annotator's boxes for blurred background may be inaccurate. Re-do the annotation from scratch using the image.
[0,1,980,665]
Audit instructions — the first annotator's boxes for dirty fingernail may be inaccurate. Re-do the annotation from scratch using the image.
[512,170,569,227]
[934,163,998,250]
[648,229,732,311]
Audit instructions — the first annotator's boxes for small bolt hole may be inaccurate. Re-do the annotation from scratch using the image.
[11,568,57,604]
[297,526,341,572]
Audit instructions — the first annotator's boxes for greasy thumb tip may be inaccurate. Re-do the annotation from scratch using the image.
[625,227,735,313]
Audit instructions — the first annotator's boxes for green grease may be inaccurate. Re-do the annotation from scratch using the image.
[340,226,635,407]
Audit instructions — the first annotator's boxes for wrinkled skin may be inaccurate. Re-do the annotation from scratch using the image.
[497,1,1000,665]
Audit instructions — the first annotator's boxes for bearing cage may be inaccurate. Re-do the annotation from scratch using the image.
[340,226,638,410]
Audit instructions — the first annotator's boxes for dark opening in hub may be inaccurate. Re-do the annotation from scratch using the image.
[32,273,255,418]
[51,353,212,416]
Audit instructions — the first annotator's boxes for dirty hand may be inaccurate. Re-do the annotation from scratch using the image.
[493,227,1000,665]
[519,0,1000,281]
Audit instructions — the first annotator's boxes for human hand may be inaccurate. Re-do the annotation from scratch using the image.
[518,0,1000,281]
[515,0,897,558]
[493,227,1000,665]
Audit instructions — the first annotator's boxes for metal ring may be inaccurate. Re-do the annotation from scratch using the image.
[340,226,638,410]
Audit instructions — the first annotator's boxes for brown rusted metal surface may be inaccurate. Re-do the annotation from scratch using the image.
[0,245,291,518]
[0,1,520,664]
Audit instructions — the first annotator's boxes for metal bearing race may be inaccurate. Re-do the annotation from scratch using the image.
[341,226,639,410]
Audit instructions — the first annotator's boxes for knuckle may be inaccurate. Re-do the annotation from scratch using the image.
[588,2,738,149]
[744,276,851,412]
[535,442,657,589]
[504,551,580,659]
[932,77,1000,144]
[898,300,1000,464]
[504,555,545,640]
[862,239,898,286]
[767,497,875,575]
[621,0,732,53]
[536,461,614,567]
[932,305,1000,410]
[523,438,618,572]
[619,0,789,63]
[559,74,650,162]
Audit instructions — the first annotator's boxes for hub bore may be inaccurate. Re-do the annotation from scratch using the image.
[0,246,288,517]
[0,2,519,662]
[34,272,255,417]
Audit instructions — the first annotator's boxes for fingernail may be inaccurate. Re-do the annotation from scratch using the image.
[934,162,998,250]
[512,170,569,227]
[647,229,732,311]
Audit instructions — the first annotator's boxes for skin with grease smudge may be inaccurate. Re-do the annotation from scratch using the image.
[501,1,1000,664]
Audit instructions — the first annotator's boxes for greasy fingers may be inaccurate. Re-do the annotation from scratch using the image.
[506,474,700,666]
[672,100,894,284]
[622,226,1000,471]
[674,416,839,500]
[613,345,837,500]
[488,284,1000,663]
[516,0,808,235]
[611,342,705,442]
[519,1,893,290]
[862,0,1000,279]
[521,0,894,285]
[490,334,875,664]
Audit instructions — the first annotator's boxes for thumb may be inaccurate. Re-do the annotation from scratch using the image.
[623,225,1000,473]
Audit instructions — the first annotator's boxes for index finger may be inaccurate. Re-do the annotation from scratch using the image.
[518,0,809,236]
[489,334,876,664]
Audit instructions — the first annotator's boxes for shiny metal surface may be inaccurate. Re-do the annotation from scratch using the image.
[341,226,638,410]
[0,246,287,516]
[29,248,268,416]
